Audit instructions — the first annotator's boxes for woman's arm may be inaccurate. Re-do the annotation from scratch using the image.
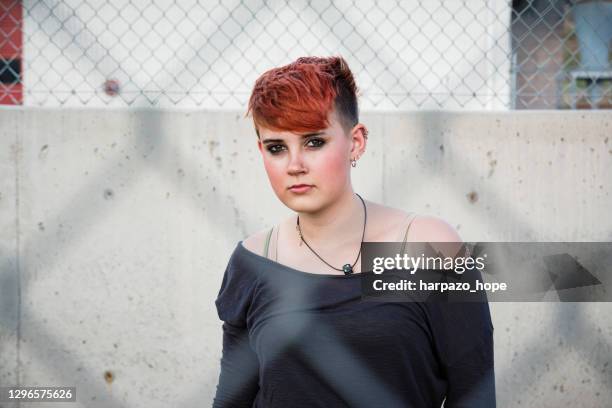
[212,322,260,407]
[412,215,496,407]
[442,316,496,407]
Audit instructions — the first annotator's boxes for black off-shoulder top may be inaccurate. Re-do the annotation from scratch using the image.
[212,241,496,408]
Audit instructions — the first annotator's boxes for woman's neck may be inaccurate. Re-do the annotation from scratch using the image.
[295,190,366,246]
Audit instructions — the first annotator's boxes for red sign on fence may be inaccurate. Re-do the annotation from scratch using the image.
[1,0,23,105]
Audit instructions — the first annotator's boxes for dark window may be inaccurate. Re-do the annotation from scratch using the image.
[0,58,21,84]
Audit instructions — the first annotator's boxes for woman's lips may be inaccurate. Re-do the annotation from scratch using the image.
[288,185,313,194]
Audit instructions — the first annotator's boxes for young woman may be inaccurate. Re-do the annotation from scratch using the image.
[213,56,495,407]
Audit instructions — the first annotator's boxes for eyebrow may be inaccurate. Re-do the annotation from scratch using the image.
[261,132,324,144]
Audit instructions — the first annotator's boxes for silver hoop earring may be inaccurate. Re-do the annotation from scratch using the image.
[351,158,357,168]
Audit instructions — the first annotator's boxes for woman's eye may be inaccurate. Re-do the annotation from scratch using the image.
[267,145,285,154]
[306,138,325,148]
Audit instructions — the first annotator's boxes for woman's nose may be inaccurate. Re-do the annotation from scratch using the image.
[287,151,307,174]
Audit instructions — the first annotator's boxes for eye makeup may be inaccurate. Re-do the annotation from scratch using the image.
[264,134,327,155]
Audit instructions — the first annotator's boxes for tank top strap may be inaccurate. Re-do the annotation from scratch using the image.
[262,227,274,258]
[400,212,418,254]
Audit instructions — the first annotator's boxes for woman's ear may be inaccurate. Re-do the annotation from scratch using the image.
[350,123,368,155]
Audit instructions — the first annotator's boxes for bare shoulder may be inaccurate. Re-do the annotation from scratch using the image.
[408,214,462,242]
[408,214,464,258]
[363,200,461,243]
[365,201,416,240]
[369,201,462,256]
[242,227,274,256]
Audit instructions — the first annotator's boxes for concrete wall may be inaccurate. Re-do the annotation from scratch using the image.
[0,108,611,407]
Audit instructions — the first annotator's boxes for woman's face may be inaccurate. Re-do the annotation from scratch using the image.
[257,110,357,214]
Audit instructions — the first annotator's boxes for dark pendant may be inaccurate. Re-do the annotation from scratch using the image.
[342,264,353,275]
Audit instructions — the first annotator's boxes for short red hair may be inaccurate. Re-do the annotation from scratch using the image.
[246,56,359,137]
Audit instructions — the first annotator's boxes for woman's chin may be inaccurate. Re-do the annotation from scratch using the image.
[279,195,323,213]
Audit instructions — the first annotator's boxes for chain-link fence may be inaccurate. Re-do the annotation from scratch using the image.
[1,0,611,109]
